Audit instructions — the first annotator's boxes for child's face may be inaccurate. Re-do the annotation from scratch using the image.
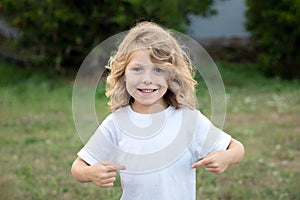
[124,50,168,113]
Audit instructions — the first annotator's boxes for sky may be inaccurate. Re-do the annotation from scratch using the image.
[188,0,250,39]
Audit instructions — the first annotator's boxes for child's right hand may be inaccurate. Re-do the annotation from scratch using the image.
[71,157,125,188]
[87,161,126,188]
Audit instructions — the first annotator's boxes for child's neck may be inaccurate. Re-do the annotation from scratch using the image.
[131,103,168,114]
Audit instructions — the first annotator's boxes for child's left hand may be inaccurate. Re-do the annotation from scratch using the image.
[191,150,231,174]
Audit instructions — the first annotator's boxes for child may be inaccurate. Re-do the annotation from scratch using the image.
[71,21,245,200]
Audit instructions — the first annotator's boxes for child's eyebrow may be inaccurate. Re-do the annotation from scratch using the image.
[128,62,155,68]
[131,62,144,66]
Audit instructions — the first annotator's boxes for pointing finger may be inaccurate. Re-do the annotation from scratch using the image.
[101,161,126,171]
[192,157,211,168]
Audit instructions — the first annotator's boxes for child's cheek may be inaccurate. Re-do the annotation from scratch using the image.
[155,76,168,88]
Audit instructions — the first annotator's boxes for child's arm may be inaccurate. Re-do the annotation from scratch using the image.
[191,138,245,174]
[71,157,126,188]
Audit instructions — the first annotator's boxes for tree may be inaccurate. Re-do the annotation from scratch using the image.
[0,0,218,71]
[246,0,300,79]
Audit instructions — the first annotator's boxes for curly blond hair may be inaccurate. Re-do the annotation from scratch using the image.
[106,21,197,112]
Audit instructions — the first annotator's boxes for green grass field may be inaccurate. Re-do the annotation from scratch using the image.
[0,60,299,200]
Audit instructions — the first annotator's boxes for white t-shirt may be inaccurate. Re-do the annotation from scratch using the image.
[78,106,231,200]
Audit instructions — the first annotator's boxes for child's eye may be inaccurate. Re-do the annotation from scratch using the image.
[154,67,164,73]
[132,67,142,72]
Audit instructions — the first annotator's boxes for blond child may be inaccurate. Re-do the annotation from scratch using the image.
[71,21,245,200]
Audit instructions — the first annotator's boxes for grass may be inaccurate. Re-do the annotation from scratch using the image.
[0,60,299,200]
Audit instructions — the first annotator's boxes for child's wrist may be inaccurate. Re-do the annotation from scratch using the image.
[225,148,244,165]
[85,166,94,182]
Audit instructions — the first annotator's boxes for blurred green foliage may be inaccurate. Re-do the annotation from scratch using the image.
[0,0,217,71]
[246,0,300,79]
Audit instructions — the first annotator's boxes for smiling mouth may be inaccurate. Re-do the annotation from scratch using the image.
[138,89,157,93]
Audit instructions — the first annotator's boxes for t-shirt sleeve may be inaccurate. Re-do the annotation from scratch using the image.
[77,146,99,165]
[77,114,118,166]
[191,111,231,161]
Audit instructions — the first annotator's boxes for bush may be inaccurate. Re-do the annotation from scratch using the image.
[0,0,217,71]
[246,0,300,79]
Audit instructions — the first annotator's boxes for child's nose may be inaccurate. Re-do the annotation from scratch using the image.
[142,72,153,85]
[143,79,152,84]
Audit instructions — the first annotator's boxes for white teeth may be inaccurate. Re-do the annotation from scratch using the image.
[141,89,154,93]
